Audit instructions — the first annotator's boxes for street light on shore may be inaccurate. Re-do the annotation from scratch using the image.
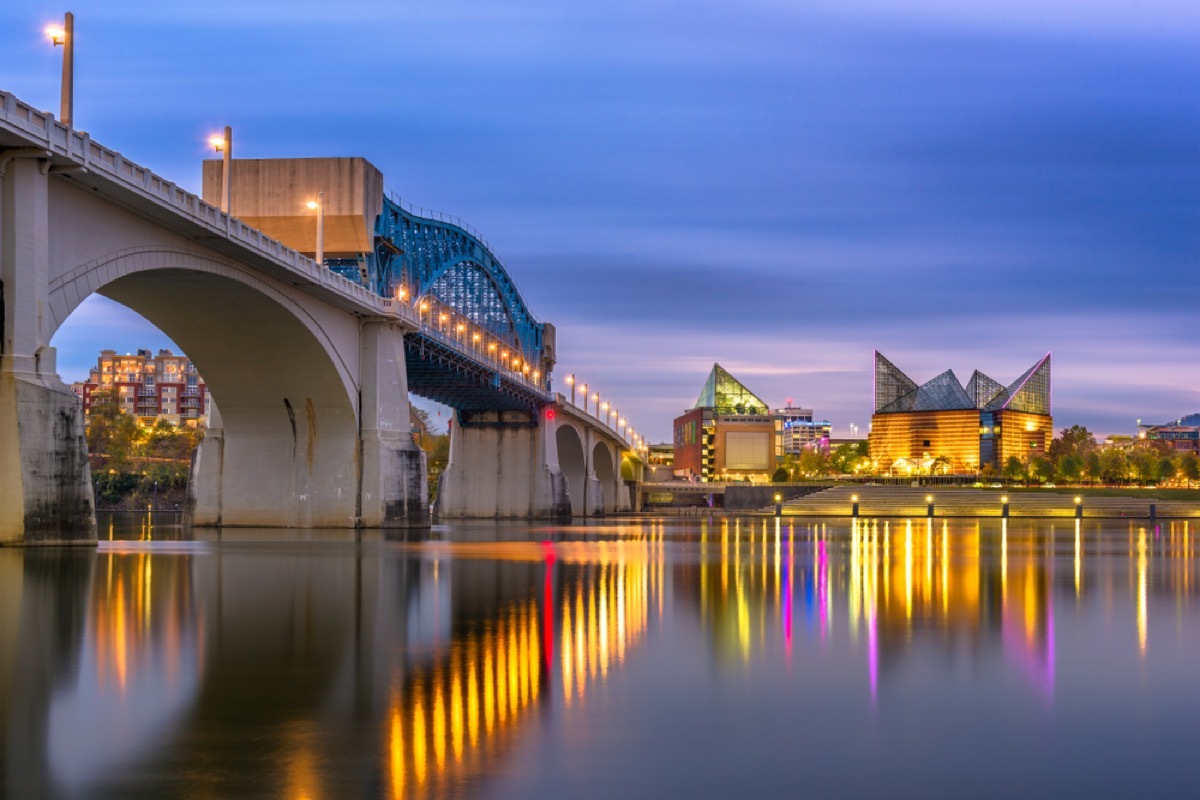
[306,192,324,265]
[210,126,232,213]
[45,13,73,128]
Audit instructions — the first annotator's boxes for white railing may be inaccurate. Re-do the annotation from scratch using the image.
[0,89,407,321]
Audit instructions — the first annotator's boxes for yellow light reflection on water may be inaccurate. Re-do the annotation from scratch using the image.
[1137,529,1147,655]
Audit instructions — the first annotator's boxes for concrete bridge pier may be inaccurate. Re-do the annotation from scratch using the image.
[0,151,95,544]
[435,409,571,520]
[356,321,428,527]
[186,321,428,529]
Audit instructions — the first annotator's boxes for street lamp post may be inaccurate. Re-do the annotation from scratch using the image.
[307,192,324,265]
[209,126,233,214]
[45,13,73,127]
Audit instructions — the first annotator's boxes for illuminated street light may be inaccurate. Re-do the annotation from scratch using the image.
[591,392,599,417]
[210,126,233,214]
[578,384,587,410]
[305,192,324,265]
[565,374,575,404]
[45,13,73,127]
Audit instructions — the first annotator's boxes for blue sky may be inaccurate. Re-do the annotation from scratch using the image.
[6,0,1198,441]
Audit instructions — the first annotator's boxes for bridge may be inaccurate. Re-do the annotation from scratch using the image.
[0,89,642,543]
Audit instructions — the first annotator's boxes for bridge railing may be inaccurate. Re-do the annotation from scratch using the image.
[385,190,500,265]
[410,295,550,394]
[0,90,401,321]
[553,389,646,456]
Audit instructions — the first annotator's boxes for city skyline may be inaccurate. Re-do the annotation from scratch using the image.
[6,0,1197,441]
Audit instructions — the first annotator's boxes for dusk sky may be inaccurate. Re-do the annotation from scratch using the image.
[5,0,1197,441]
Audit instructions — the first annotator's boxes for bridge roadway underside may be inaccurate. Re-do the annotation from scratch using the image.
[403,333,548,412]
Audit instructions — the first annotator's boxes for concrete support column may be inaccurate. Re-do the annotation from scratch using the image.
[436,409,570,519]
[0,154,95,543]
[186,399,224,526]
[583,428,603,516]
[358,322,428,527]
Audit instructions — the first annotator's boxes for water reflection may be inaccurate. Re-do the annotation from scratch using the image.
[0,515,1195,798]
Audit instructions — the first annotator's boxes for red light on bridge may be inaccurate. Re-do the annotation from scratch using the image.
[546,408,556,420]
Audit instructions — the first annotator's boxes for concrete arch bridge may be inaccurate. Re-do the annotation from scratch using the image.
[0,90,640,543]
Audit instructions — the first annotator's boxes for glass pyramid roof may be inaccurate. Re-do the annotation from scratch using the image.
[984,353,1051,415]
[877,369,975,413]
[694,363,769,415]
[874,351,918,413]
[966,370,1006,409]
[875,353,1052,415]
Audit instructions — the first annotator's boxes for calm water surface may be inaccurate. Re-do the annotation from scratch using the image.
[2,514,1197,799]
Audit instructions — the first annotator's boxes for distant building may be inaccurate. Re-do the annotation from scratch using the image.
[673,364,777,482]
[773,405,832,455]
[868,351,1052,474]
[74,349,209,426]
[1138,414,1200,455]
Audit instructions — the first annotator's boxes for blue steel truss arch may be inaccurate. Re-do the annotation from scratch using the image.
[369,194,545,364]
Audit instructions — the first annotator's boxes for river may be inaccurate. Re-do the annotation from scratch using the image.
[1,513,1196,799]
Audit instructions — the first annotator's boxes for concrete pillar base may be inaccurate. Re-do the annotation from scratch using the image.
[0,361,96,544]
[359,433,429,528]
[436,411,571,520]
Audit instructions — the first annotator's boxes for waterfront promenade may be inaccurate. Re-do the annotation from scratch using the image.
[766,485,1200,519]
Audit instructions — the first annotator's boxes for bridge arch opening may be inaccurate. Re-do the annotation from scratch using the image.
[51,253,361,526]
[592,441,616,514]
[555,424,586,518]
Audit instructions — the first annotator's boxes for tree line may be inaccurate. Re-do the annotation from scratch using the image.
[770,425,1198,487]
[85,389,205,508]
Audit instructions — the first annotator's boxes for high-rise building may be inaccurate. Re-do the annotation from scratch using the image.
[773,405,832,456]
[73,349,210,426]
[869,351,1052,474]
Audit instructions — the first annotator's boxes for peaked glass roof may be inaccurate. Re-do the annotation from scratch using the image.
[874,353,1051,416]
[986,354,1051,415]
[694,363,769,415]
[874,351,918,413]
[966,370,1006,409]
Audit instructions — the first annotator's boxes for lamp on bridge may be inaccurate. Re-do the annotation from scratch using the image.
[578,383,587,410]
[566,374,575,404]
[44,13,73,127]
[209,127,233,213]
[591,392,599,417]
[305,192,324,265]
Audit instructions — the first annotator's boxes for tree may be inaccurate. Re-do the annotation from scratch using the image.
[930,455,952,476]
[771,467,790,483]
[1158,457,1177,485]
[1029,455,1054,484]
[1180,454,1199,487]
[1099,448,1130,484]
[1049,425,1096,461]
[1056,454,1082,484]
[1084,451,1103,485]
[796,448,829,479]
[1130,448,1160,484]
[831,443,863,475]
[1003,456,1026,484]
[85,389,138,470]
